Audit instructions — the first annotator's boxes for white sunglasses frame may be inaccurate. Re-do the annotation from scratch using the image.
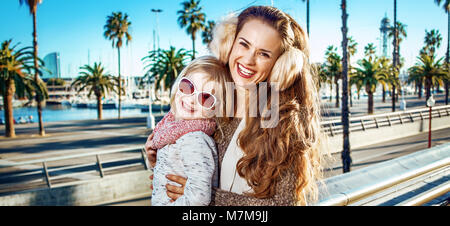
[177,77,217,110]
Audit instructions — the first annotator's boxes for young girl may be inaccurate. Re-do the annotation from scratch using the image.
[146,56,231,206]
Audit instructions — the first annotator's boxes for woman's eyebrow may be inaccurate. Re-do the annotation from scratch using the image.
[239,37,272,54]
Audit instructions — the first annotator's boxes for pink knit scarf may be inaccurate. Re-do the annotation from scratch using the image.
[148,111,216,150]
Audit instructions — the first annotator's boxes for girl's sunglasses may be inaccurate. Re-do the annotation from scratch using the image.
[178,77,217,109]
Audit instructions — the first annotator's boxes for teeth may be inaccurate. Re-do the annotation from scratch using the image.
[238,63,255,76]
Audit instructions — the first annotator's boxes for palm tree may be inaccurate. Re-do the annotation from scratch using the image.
[350,71,364,100]
[388,8,407,111]
[364,43,376,59]
[103,12,132,119]
[0,40,47,137]
[71,62,118,120]
[410,54,446,102]
[301,0,310,36]
[340,0,351,173]
[378,56,394,103]
[19,0,45,136]
[421,29,443,57]
[201,20,215,46]
[324,46,342,107]
[408,65,425,99]
[142,46,192,98]
[434,0,450,104]
[347,36,358,107]
[354,44,385,115]
[177,0,206,59]
[422,29,443,92]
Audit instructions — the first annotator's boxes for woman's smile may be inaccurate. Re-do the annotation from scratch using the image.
[236,62,257,78]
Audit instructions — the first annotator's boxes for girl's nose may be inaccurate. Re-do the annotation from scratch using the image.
[183,94,196,106]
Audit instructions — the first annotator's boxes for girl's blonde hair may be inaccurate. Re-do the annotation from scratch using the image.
[209,6,330,205]
[169,55,233,120]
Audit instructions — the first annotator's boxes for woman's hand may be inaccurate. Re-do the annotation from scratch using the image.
[166,174,187,202]
[144,132,157,168]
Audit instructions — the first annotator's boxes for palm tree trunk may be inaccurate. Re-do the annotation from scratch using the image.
[391,0,398,113]
[4,79,15,137]
[368,90,374,114]
[445,81,449,105]
[382,86,386,102]
[446,12,449,105]
[418,81,423,99]
[192,35,196,59]
[341,0,351,173]
[329,83,333,102]
[349,85,353,107]
[306,0,310,37]
[97,94,103,120]
[117,47,122,119]
[426,77,432,101]
[392,85,396,112]
[33,11,45,136]
[335,77,340,108]
[395,87,399,102]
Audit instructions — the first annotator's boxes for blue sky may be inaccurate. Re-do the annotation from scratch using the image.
[1,0,448,78]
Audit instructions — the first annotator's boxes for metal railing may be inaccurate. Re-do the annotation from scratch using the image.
[315,142,450,206]
[320,105,450,136]
[0,145,149,191]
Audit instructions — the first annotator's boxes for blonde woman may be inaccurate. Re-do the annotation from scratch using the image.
[146,5,329,206]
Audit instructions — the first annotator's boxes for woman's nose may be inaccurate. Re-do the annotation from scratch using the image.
[242,50,256,66]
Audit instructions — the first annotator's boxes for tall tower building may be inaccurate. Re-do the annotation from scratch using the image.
[42,52,61,79]
[379,15,391,58]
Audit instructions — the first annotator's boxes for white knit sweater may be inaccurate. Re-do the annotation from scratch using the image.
[151,131,218,206]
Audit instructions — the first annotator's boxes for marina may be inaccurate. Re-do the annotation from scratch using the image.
[0,104,169,124]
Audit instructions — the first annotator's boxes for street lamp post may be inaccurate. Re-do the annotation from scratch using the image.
[146,9,163,129]
[426,94,435,148]
[151,8,164,114]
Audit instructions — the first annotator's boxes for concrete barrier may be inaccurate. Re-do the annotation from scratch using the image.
[0,170,152,206]
[327,115,450,153]
[315,142,450,206]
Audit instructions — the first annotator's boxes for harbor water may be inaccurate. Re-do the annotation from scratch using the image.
[0,105,165,123]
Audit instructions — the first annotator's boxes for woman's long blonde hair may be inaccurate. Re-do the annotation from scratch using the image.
[210,6,330,205]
